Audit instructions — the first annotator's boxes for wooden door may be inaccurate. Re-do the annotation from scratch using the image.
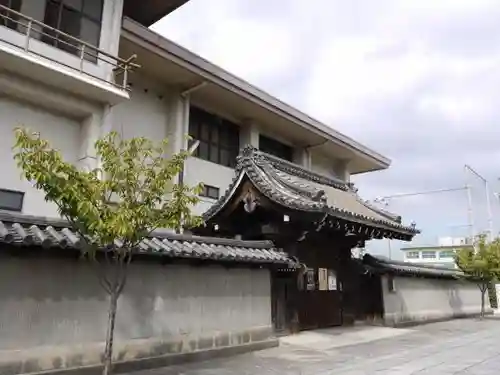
[297,267,343,330]
[271,272,293,334]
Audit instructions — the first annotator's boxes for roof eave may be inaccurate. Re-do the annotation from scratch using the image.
[202,149,419,239]
[123,0,190,26]
[121,18,391,170]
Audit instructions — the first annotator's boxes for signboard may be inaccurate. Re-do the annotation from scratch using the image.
[306,269,316,290]
[318,268,328,290]
[328,270,337,291]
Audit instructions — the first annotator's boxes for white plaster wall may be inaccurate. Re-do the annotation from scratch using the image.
[311,152,337,179]
[0,98,80,218]
[311,151,350,181]
[110,74,171,142]
[0,256,272,350]
[184,157,236,215]
[111,75,229,216]
[381,275,487,326]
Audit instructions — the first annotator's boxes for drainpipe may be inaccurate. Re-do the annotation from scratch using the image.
[177,81,208,187]
[175,82,206,234]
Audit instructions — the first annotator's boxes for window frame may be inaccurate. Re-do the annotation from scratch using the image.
[42,0,104,60]
[421,251,437,259]
[188,106,240,168]
[439,250,456,259]
[0,0,22,30]
[406,251,420,259]
[258,134,294,162]
[0,188,24,212]
[199,184,220,200]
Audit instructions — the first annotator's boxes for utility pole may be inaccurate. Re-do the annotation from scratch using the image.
[464,164,493,242]
[464,166,475,243]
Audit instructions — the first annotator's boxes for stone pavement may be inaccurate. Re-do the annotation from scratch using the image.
[131,318,500,375]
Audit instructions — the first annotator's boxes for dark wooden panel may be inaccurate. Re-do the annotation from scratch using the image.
[272,273,293,333]
[298,290,342,330]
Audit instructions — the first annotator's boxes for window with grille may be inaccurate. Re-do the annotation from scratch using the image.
[0,189,24,212]
[188,106,240,168]
[199,184,219,200]
[0,0,22,30]
[406,251,420,259]
[42,0,103,61]
[259,135,293,162]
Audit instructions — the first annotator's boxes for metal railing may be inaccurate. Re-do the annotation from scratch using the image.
[0,4,140,90]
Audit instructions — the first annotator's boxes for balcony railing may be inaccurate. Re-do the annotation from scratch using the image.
[0,4,139,90]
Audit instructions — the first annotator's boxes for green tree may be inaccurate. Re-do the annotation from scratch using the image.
[455,235,500,319]
[13,128,203,375]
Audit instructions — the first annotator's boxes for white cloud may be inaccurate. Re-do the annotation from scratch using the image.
[152,1,296,83]
[304,37,432,121]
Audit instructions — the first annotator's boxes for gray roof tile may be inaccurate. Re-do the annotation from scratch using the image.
[0,212,294,266]
[204,146,419,238]
[363,254,464,279]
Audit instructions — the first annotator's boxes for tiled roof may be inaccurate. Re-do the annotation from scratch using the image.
[203,146,419,239]
[363,254,464,279]
[0,212,295,265]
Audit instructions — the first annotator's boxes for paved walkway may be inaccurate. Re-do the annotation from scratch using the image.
[132,318,500,374]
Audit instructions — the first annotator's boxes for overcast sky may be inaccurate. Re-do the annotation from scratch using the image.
[152,0,500,257]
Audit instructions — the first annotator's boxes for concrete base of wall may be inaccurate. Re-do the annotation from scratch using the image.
[0,327,276,375]
[383,308,494,328]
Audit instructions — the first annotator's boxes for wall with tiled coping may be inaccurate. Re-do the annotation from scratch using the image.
[381,275,489,327]
[0,255,274,374]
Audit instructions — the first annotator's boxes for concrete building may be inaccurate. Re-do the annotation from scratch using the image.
[0,0,390,220]
[0,1,485,374]
[401,237,472,269]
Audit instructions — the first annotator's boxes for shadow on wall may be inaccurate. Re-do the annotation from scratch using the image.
[394,285,408,320]
[447,284,464,313]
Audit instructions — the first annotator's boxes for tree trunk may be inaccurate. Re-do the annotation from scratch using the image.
[480,288,486,319]
[102,289,119,375]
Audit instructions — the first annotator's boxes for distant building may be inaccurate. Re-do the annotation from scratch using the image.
[401,237,473,269]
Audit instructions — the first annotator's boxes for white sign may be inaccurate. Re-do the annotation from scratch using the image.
[328,270,337,291]
[318,268,328,290]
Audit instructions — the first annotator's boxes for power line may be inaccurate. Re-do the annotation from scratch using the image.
[375,186,467,201]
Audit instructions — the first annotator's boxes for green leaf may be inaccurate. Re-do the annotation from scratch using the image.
[455,234,500,283]
[12,127,204,256]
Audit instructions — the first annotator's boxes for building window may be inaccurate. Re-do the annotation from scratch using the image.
[406,251,420,259]
[259,135,293,162]
[0,0,22,30]
[42,0,103,61]
[0,189,24,211]
[188,106,240,168]
[421,251,436,259]
[200,184,219,200]
[439,250,456,259]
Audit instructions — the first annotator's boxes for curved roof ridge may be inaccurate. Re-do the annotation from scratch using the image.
[202,147,419,238]
[248,147,348,191]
